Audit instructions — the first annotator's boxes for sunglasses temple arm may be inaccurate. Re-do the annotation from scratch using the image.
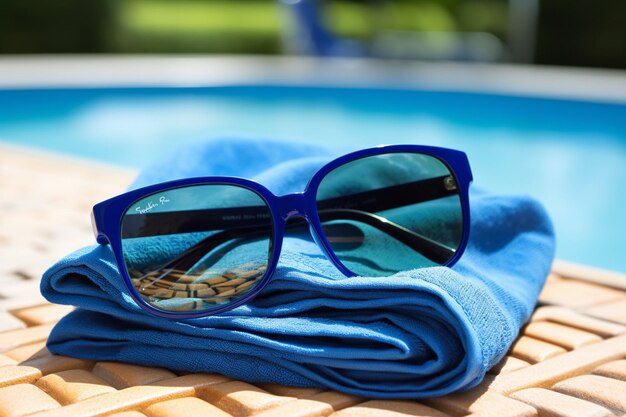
[318,209,455,265]
[122,175,454,240]
[316,175,456,215]
[133,227,270,281]
[151,208,453,279]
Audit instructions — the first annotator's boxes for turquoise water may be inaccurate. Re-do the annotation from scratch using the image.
[1,86,626,272]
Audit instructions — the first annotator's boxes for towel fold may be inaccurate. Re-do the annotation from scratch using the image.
[41,138,555,399]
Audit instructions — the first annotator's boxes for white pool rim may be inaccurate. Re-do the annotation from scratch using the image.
[0,55,625,104]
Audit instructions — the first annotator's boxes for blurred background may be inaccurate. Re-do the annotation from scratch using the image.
[1,0,625,273]
[0,0,624,67]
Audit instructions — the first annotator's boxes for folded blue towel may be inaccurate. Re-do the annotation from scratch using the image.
[41,138,555,399]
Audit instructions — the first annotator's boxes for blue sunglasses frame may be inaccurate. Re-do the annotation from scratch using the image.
[92,144,473,319]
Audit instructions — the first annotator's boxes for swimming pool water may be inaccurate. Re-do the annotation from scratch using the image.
[1,86,625,272]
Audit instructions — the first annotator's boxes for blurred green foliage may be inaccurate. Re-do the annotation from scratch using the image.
[116,0,508,54]
[0,0,624,69]
[115,0,282,53]
[325,0,508,38]
[327,1,460,37]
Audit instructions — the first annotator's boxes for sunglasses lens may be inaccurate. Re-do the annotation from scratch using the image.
[120,184,273,313]
[315,152,463,276]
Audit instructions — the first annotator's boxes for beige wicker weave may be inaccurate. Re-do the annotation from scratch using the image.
[1,145,625,417]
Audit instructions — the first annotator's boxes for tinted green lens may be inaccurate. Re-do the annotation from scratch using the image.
[120,184,272,313]
[316,152,463,276]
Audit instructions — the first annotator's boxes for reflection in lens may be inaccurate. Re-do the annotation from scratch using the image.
[120,184,273,313]
[316,152,463,276]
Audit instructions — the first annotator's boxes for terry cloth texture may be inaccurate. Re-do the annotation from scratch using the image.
[41,138,555,399]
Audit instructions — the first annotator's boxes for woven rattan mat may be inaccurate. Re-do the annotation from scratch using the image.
[1,145,625,417]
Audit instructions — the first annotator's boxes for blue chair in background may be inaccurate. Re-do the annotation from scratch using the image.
[279,0,365,57]
[279,0,539,63]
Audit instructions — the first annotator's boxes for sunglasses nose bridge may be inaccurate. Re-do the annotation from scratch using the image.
[277,192,309,222]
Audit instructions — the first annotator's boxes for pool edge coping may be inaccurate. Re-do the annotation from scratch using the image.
[0,55,625,104]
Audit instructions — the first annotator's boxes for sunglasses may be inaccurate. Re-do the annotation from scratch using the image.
[92,144,472,318]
